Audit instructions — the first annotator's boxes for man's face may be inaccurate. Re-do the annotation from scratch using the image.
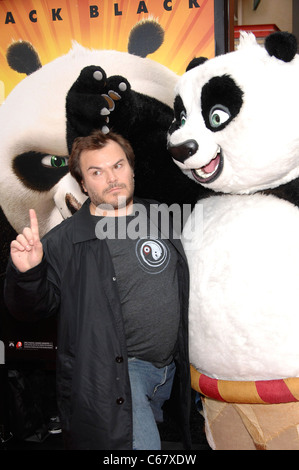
[80,140,134,215]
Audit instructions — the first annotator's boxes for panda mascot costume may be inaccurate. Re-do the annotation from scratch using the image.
[168,31,299,450]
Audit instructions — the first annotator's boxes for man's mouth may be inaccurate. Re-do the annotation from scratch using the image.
[106,184,126,193]
[191,149,223,184]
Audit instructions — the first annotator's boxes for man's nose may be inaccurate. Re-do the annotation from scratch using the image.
[106,169,117,183]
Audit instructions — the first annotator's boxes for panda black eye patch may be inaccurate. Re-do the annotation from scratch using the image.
[168,95,187,135]
[201,74,244,132]
[13,151,69,191]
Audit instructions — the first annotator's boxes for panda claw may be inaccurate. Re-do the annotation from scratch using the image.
[102,126,110,134]
[100,108,110,116]
[93,70,104,82]
[118,82,127,92]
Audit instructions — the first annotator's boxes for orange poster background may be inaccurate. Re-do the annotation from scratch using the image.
[0,0,215,100]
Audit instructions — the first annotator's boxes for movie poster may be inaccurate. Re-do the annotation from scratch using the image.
[0,0,216,102]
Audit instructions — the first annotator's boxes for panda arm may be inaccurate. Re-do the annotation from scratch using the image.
[264,177,299,207]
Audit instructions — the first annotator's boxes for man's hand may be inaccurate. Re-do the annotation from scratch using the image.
[10,209,43,273]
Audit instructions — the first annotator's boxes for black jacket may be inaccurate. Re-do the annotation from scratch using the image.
[4,198,191,450]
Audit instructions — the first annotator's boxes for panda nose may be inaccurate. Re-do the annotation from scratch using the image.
[168,139,198,163]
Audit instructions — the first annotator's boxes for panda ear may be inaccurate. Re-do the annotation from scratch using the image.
[265,31,297,63]
[186,57,208,72]
[6,41,42,75]
[128,18,164,58]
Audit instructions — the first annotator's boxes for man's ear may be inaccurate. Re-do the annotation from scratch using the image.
[81,180,88,194]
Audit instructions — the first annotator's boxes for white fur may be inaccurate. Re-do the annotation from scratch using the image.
[183,193,299,380]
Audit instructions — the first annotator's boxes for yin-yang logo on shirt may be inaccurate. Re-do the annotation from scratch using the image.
[135,238,170,274]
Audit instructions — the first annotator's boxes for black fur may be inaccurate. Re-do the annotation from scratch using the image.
[186,57,208,72]
[168,95,187,135]
[201,75,244,132]
[13,151,69,192]
[265,31,297,63]
[263,177,299,208]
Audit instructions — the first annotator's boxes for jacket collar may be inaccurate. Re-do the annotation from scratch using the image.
[72,198,151,244]
[72,199,98,243]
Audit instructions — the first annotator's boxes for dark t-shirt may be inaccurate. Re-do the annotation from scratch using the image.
[96,212,180,367]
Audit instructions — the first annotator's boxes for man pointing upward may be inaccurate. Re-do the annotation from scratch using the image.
[5,130,191,450]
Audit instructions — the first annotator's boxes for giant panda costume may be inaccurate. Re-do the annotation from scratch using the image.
[168,31,299,450]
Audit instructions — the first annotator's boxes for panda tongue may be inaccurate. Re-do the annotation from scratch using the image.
[202,155,219,174]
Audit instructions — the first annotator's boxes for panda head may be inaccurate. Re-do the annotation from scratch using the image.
[167,31,299,194]
[0,24,178,237]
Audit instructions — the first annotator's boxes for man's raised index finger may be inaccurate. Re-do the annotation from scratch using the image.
[29,209,40,240]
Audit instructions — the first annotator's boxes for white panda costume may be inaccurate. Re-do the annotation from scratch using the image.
[168,31,299,450]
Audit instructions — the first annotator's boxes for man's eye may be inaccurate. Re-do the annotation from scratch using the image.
[209,105,231,128]
[41,155,69,168]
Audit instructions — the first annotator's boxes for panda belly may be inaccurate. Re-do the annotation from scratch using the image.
[182,193,299,381]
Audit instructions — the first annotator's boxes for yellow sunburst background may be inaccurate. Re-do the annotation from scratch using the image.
[0,0,215,101]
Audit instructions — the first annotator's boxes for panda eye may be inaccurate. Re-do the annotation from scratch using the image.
[180,111,187,127]
[41,155,69,168]
[209,105,231,128]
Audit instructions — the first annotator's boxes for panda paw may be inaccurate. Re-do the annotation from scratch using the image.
[97,73,131,134]
[67,65,131,135]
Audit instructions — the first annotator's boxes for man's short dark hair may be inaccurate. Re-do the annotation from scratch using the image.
[69,130,135,193]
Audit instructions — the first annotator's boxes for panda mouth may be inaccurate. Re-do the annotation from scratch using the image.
[191,149,223,184]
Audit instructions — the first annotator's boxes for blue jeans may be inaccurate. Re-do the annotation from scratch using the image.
[128,357,176,450]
